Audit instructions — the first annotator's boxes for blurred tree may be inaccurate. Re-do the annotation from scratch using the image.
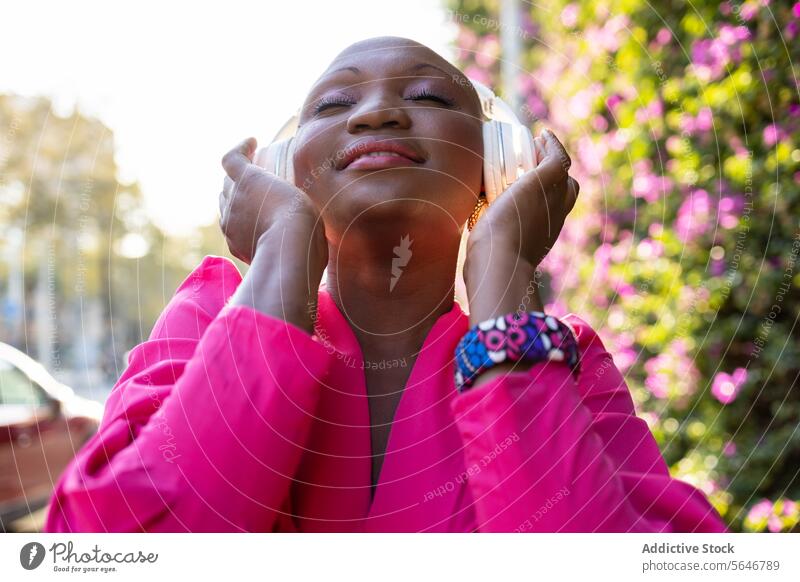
[0,94,232,383]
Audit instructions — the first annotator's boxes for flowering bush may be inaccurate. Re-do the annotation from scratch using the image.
[448,0,799,531]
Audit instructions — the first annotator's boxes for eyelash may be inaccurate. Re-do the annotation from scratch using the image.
[406,88,455,106]
[314,94,357,114]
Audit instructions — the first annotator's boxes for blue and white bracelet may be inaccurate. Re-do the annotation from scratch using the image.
[454,311,581,392]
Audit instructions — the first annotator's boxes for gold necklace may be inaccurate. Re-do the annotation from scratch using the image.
[467,196,487,231]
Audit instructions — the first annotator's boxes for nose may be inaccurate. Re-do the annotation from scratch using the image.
[346,93,412,133]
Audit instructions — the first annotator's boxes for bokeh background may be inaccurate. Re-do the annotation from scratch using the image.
[1,0,798,532]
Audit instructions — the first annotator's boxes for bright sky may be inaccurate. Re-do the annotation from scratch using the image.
[1,1,458,234]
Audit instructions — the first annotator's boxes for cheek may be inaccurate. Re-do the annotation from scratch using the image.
[425,119,484,196]
[291,128,338,203]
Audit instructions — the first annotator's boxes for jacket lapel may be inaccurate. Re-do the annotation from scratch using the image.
[290,288,373,531]
[365,300,473,532]
[292,287,473,532]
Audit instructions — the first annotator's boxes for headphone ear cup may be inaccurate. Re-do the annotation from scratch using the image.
[483,121,537,203]
[284,137,296,186]
[498,122,517,188]
[253,137,295,184]
[517,125,536,172]
[482,121,502,205]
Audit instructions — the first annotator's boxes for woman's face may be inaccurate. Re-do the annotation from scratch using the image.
[292,37,484,242]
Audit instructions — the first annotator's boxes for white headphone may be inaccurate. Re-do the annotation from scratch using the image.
[253,78,536,205]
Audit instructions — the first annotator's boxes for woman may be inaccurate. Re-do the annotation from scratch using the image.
[45,37,727,533]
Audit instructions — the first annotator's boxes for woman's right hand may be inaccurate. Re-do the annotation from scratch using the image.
[221,138,328,334]
[220,138,324,265]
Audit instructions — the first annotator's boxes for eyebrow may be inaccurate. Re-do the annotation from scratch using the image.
[325,62,454,78]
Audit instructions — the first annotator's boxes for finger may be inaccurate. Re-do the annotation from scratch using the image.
[543,129,571,171]
[219,176,234,217]
[567,176,580,209]
[533,136,546,166]
[221,137,257,181]
[219,188,228,220]
[222,175,234,198]
[530,131,570,186]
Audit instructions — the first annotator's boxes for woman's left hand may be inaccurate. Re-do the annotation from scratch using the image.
[463,129,579,326]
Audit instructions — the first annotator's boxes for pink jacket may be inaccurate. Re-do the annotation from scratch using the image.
[45,256,727,532]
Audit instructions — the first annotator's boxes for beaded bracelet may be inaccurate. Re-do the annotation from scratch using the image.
[454,311,581,392]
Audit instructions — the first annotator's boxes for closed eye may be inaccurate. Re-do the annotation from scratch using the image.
[314,94,356,114]
[406,88,456,107]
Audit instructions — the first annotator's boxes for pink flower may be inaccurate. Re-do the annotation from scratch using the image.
[719,194,744,228]
[631,160,672,202]
[603,15,629,51]
[616,282,636,297]
[691,24,748,82]
[475,35,500,68]
[644,340,699,402]
[636,99,664,124]
[739,2,758,20]
[560,3,579,28]
[676,189,712,242]
[768,514,783,533]
[607,129,628,151]
[763,124,782,146]
[544,300,568,318]
[520,11,538,38]
[711,258,726,276]
[569,89,594,120]
[680,114,697,135]
[696,107,713,132]
[644,366,670,398]
[577,136,606,175]
[457,26,477,50]
[592,115,609,132]
[655,27,672,46]
[613,347,637,373]
[729,135,750,156]
[711,367,748,404]
[722,441,737,456]
[679,108,714,136]
[788,21,799,41]
[606,94,623,111]
[747,499,774,527]
[691,39,730,81]
[463,66,491,86]
[637,238,663,259]
[719,24,750,44]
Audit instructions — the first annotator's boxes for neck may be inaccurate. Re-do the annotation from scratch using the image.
[324,226,461,361]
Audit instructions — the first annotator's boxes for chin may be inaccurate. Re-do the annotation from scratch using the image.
[338,203,437,241]
[339,193,424,227]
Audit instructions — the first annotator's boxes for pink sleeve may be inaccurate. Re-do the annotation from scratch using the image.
[44,256,332,532]
[451,315,728,533]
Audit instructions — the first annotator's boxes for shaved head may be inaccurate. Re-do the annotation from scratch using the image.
[308,36,482,120]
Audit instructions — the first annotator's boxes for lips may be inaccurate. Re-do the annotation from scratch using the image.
[338,138,426,170]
